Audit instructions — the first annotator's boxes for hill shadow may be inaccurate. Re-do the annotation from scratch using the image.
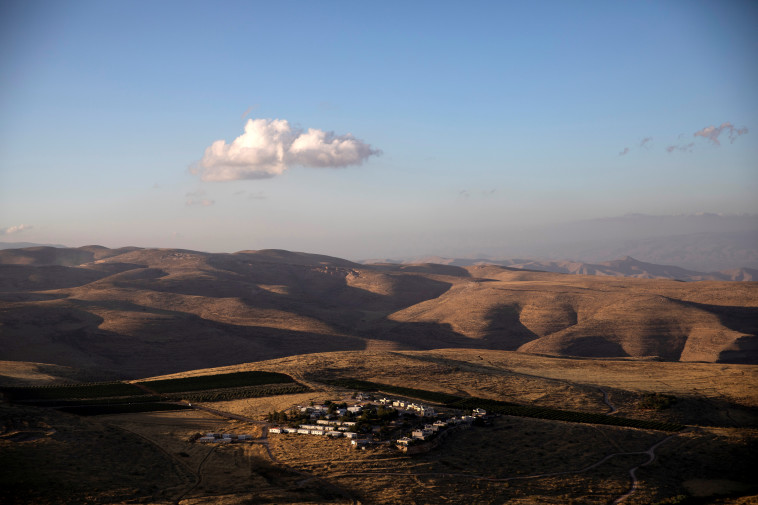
[481,304,541,350]
[673,300,758,364]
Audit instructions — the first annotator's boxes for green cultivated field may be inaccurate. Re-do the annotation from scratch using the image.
[1,371,304,416]
[166,383,308,402]
[136,370,295,393]
[56,402,192,416]
[0,382,149,402]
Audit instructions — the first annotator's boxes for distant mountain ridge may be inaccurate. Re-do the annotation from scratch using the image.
[366,256,757,282]
[0,241,68,250]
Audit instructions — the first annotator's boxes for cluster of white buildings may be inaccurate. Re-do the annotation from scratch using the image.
[397,415,477,445]
[269,420,359,439]
[298,404,364,418]
[197,432,253,443]
[378,397,435,417]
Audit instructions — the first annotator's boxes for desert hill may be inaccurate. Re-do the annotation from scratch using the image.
[377,255,758,281]
[0,246,757,378]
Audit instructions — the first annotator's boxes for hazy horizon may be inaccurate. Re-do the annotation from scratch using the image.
[2,1,756,261]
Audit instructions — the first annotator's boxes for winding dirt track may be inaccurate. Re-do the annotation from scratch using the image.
[173,445,216,505]
[612,434,679,504]
[329,432,679,503]
[598,387,619,414]
[106,422,208,505]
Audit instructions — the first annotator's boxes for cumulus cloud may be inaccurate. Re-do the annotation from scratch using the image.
[694,122,748,145]
[619,147,630,156]
[0,224,32,235]
[192,118,381,182]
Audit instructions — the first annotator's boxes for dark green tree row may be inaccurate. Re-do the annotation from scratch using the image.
[0,382,149,401]
[57,402,192,416]
[9,395,164,408]
[166,383,308,402]
[137,370,295,393]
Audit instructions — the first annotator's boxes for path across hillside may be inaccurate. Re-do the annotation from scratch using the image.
[328,432,679,503]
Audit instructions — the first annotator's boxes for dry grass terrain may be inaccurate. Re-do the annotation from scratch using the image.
[1,246,756,379]
[1,246,757,503]
[2,348,757,504]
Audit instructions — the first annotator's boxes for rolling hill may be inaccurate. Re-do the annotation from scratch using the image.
[0,246,756,378]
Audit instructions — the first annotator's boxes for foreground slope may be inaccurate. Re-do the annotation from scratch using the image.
[0,246,756,378]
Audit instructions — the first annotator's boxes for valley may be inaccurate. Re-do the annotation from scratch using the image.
[0,247,756,380]
[1,246,757,504]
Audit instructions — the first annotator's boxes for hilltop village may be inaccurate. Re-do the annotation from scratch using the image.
[263,393,493,453]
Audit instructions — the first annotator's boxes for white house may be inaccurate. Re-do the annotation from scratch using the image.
[412,428,433,439]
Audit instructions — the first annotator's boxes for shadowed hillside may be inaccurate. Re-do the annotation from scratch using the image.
[0,246,756,378]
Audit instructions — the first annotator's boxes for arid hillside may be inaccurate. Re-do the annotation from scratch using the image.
[0,246,756,378]
[388,255,758,281]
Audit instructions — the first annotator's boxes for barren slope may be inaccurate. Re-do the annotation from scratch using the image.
[0,246,756,377]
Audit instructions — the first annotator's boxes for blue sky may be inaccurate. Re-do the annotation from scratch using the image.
[1,0,756,258]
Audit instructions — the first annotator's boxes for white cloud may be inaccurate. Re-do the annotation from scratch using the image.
[192,118,381,181]
[0,224,32,235]
[694,122,748,145]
